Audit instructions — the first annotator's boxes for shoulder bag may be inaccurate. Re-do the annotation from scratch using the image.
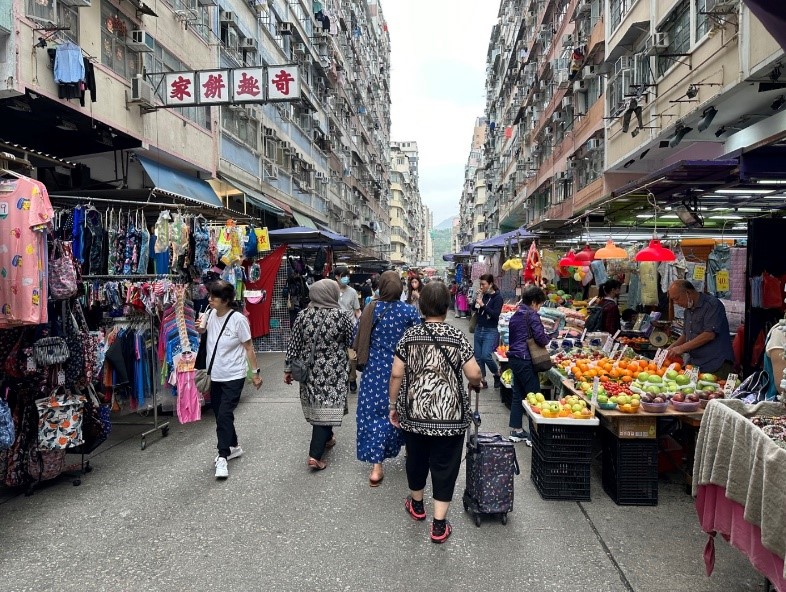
[290,312,329,383]
[195,311,235,394]
[468,311,479,333]
[526,312,553,372]
[48,239,79,300]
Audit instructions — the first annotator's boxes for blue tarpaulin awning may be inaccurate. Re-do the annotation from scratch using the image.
[470,227,535,252]
[137,155,224,209]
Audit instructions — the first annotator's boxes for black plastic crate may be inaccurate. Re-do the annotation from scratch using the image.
[530,446,591,501]
[600,428,658,506]
[528,417,595,463]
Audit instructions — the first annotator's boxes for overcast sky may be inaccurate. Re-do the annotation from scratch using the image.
[381,0,500,227]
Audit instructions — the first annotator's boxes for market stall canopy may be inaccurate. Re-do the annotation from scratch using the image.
[137,155,223,209]
[442,251,472,262]
[743,1,786,52]
[292,211,318,229]
[268,226,358,250]
[213,175,285,216]
[470,227,536,253]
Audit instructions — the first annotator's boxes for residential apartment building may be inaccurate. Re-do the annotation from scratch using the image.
[0,0,393,262]
[457,117,489,248]
[389,141,429,267]
[464,0,786,243]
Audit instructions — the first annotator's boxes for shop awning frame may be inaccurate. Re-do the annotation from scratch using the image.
[137,155,224,209]
[215,174,285,216]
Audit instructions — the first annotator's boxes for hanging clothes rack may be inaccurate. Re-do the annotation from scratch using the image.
[49,194,208,210]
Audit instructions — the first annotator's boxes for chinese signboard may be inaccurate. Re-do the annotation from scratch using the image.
[162,65,299,107]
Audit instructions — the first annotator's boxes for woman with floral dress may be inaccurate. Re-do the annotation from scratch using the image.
[285,279,355,470]
[353,271,421,486]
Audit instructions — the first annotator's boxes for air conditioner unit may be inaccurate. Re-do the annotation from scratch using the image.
[130,75,155,108]
[240,37,258,52]
[562,96,573,109]
[60,0,91,7]
[127,30,154,53]
[576,0,591,16]
[248,0,266,12]
[220,11,240,30]
[277,21,293,35]
[552,111,564,122]
[583,65,597,78]
[646,32,669,55]
[293,42,306,55]
[586,138,601,151]
[573,79,587,92]
[562,34,573,48]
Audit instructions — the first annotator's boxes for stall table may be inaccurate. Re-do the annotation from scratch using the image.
[693,399,786,592]
[493,352,554,410]
[560,378,704,506]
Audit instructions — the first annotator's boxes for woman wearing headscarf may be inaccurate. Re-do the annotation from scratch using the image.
[353,270,421,486]
[285,279,355,470]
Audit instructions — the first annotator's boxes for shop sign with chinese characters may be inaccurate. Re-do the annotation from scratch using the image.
[163,66,299,107]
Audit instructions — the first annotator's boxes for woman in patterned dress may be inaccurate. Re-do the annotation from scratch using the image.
[354,271,421,486]
[285,279,355,470]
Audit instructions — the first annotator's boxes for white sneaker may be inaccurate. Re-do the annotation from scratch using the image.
[215,457,229,479]
[214,446,244,464]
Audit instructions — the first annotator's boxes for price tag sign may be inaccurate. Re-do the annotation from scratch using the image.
[723,373,739,397]
[612,330,621,341]
[580,328,587,342]
[602,336,614,354]
[591,376,600,405]
[610,342,620,358]
[654,348,668,369]
[686,367,700,383]
[692,264,706,282]
[716,270,730,292]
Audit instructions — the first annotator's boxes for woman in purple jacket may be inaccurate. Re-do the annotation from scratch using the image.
[506,286,550,445]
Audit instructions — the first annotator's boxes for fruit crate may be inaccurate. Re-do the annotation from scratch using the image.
[530,446,591,501]
[528,417,595,463]
[600,428,658,506]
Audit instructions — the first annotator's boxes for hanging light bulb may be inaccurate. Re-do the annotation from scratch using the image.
[634,192,677,262]
[595,239,629,260]
[559,249,579,267]
[634,239,676,262]
[573,244,596,262]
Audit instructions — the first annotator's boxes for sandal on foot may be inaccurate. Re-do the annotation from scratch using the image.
[307,457,327,471]
[405,496,426,521]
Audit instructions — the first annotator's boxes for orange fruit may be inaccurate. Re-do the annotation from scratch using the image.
[621,375,633,383]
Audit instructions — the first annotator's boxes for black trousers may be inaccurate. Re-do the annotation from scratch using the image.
[403,432,465,502]
[309,425,334,460]
[211,378,245,458]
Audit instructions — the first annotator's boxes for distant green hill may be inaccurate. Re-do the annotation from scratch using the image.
[431,227,453,272]
[435,217,456,230]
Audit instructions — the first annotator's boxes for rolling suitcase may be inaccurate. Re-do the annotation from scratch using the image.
[462,386,520,526]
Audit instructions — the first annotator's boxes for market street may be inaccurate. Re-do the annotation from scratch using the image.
[0,319,764,592]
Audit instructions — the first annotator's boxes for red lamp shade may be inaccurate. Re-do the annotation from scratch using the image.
[573,245,595,262]
[594,240,629,260]
[634,239,676,262]
[558,249,579,267]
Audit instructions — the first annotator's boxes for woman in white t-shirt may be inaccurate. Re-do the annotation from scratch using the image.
[198,281,262,479]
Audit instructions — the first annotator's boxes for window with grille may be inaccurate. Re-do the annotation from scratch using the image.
[657,0,690,76]
[100,4,138,80]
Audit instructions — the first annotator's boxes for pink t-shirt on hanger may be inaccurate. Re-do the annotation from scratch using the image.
[0,176,54,326]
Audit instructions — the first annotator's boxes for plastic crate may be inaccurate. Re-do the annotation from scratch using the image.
[530,446,591,501]
[528,417,595,463]
[601,428,658,506]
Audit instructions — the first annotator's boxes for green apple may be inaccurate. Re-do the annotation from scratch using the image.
[535,393,546,402]
[675,374,690,386]
[630,393,641,400]
[571,404,582,413]
[549,403,560,413]
[647,375,663,384]
[609,396,618,403]
[598,394,608,404]
[665,369,679,380]
[638,372,650,382]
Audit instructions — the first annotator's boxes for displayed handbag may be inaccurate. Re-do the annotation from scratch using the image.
[527,317,553,372]
[195,310,235,394]
[468,312,479,334]
[0,388,15,450]
[79,384,112,453]
[48,239,79,300]
[290,313,329,383]
[5,327,36,378]
[32,336,70,367]
[35,387,86,450]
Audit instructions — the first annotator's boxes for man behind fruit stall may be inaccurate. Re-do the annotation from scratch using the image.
[666,280,734,378]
